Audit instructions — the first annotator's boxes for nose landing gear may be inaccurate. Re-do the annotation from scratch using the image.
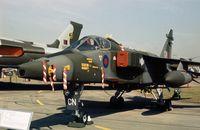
[63,83,93,128]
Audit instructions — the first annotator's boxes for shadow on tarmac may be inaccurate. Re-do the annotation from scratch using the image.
[30,113,73,130]
[2,82,200,129]
[173,104,200,109]
[30,96,200,129]
[29,97,160,129]
[0,81,61,90]
[0,81,113,91]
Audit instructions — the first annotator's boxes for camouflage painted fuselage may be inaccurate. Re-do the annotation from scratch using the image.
[19,36,156,85]
[19,35,199,89]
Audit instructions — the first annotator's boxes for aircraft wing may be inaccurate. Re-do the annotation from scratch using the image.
[144,55,200,67]
[0,21,83,68]
[0,39,46,67]
[143,55,200,84]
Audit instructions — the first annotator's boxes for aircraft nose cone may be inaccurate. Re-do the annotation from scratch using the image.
[19,60,44,80]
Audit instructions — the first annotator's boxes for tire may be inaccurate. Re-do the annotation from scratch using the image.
[110,96,124,107]
[118,97,124,105]
[110,96,117,106]
[79,112,88,124]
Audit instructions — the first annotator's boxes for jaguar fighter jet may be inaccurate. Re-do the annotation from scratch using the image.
[19,30,200,125]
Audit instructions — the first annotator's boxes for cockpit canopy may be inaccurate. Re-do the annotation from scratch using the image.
[68,35,120,51]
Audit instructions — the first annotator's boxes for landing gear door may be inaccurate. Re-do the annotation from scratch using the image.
[64,90,80,110]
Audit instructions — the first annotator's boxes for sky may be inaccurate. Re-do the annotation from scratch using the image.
[0,0,200,61]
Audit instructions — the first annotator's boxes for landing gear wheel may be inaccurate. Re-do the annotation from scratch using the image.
[81,113,88,124]
[110,96,124,106]
[172,89,181,100]
[110,96,117,106]
[75,112,88,124]
[118,96,124,105]
[172,93,181,100]
[165,99,173,111]
[156,99,173,111]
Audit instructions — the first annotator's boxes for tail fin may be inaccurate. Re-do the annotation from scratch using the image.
[160,29,174,58]
[47,21,83,49]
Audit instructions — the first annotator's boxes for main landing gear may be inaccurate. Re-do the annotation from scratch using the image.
[63,83,93,128]
[156,88,173,111]
[171,88,181,100]
[110,90,125,106]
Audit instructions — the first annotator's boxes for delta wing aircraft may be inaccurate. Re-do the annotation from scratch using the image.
[0,21,83,77]
[18,30,200,125]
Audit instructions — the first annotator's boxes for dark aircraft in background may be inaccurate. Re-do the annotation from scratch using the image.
[0,21,83,77]
[18,30,200,125]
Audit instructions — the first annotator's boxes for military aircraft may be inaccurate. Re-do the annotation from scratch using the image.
[0,21,83,77]
[18,30,200,126]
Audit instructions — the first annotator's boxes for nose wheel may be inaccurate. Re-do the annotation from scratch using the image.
[63,83,93,128]
[73,111,93,125]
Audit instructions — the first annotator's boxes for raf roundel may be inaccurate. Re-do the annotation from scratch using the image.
[103,55,109,68]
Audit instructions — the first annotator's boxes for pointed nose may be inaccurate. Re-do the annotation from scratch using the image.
[19,60,44,80]
[19,55,74,81]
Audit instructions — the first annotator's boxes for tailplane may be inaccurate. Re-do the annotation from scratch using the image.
[47,21,83,49]
[160,29,174,58]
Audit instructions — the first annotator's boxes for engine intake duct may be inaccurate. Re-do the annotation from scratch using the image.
[116,51,142,68]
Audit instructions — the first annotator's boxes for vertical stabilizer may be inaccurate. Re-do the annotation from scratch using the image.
[160,29,174,58]
[47,21,83,49]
